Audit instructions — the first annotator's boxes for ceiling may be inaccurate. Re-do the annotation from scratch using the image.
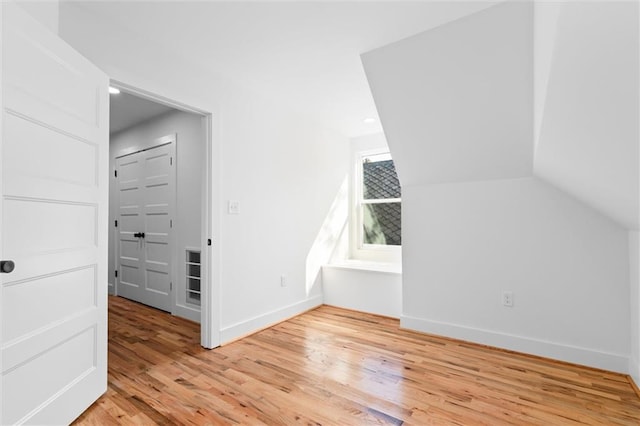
[67,1,498,138]
[110,91,175,134]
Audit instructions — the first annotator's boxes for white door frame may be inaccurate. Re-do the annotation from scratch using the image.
[109,80,218,349]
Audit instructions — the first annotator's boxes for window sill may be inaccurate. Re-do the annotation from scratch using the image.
[325,260,402,274]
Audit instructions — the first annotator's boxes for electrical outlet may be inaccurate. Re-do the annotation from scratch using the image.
[280,275,287,287]
[228,200,240,215]
[502,291,513,307]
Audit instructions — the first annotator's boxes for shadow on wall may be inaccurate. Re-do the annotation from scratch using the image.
[305,176,349,296]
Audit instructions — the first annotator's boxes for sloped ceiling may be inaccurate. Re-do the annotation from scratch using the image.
[110,91,175,134]
[534,2,639,230]
[362,1,639,230]
[362,2,533,186]
[59,0,497,138]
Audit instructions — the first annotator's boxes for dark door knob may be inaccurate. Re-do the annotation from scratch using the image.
[139,232,145,239]
[1,260,15,273]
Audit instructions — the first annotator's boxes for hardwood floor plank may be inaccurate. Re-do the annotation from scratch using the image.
[74,297,640,425]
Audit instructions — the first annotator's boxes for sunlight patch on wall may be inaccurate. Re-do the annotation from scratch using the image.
[305,176,349,295]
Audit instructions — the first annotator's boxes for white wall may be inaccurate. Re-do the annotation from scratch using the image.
[362,1,635,373]
[59,3,350,344]
[362,2,533,186]
[109,109,204,322]
[217,83,349,340]
[402,177,630,372]
[535,2,639,230]
[323,265,401,318]
[534,3,639,375]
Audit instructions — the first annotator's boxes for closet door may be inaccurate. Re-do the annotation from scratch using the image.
[115,151,145,305]
[116,141,174,312]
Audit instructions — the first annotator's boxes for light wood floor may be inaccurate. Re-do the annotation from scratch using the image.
[74,296,640,425]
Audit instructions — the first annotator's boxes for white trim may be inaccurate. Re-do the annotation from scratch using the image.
[173,303,200,323]
[220,295,323,344]
[114,133,175,159]
[110,80,209,116]
[401,315,629,374]
[325,261,401,274]
[631,354,640,387]
[200,114,216,348]
[109,80,219,348]
[0,4,5,422]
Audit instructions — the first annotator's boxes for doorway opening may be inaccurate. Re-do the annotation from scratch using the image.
[108,82,213,346]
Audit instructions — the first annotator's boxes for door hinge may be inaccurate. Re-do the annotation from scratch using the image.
[170,282,173,291]
[170,219,173,228]
[170,157,173,166]
[115,220,118,227]
[114,170,118,178]
[115,270,118,278]
[207,238,212,246]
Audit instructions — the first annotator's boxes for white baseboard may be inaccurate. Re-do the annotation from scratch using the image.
[401,315,628,374]
[221,295,323,344]
[174,303,200,323]
[108,282,115,296]
[630,354,640,386]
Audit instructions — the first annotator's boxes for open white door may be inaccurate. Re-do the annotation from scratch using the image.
[1,3,109,424]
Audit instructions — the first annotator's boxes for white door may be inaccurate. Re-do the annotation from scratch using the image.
[0,4,109,425]
[116,140,175,313]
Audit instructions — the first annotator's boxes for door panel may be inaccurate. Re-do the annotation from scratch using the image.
[1,3,108,425]
[4,327,96,425]
[4,113,98,203]
[4,198,97,254]
[141,143,173,311]
[3,266,96,342]
[116,141,174,313]
[116,153,143,303]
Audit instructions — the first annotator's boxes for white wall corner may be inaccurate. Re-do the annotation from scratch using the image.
[220,295,323,344]
[362,1,533,186]
[401,315,629,374]
[534,1,639,230]
[533,1,562,150]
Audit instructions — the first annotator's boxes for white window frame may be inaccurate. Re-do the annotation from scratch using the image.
[350,147,402,263]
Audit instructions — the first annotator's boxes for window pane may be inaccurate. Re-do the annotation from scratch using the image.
[363,202,401,246]
[362,155,401,200]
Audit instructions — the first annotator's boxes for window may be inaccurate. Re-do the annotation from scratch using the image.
[357,151,401,250]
